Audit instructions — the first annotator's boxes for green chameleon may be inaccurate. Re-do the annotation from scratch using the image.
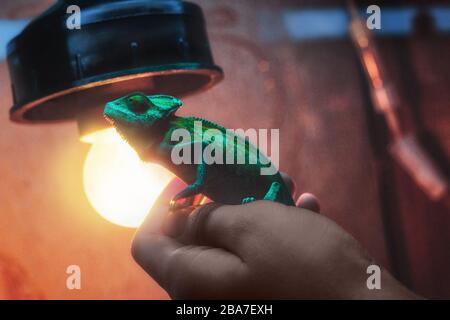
[103,92,295,207]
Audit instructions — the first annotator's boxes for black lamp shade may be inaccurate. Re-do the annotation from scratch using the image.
[7,0,223,125]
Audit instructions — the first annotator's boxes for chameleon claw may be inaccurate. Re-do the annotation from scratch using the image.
[242,197,256,204]
[263,181,281,202]
[169,196,195,211]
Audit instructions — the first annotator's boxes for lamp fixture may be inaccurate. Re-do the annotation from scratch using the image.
[7,0,223,227]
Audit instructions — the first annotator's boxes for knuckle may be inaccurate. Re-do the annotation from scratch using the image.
[228,212,253,237]
[234,200,274,226]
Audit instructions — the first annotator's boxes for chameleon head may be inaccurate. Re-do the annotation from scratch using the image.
[104,92,182,156]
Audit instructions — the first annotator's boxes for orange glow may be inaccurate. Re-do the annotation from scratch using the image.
[362,51,383,89]
[81,128,174,228]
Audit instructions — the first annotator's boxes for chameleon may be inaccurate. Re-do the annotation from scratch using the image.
[103,92,295,207]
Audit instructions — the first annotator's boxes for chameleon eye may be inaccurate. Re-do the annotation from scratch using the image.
[128,98,149,113]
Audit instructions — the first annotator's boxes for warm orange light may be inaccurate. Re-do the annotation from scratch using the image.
[82,128,174,228]
[362,51,383,89]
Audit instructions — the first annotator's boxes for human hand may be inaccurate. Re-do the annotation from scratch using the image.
[131,178,418,299]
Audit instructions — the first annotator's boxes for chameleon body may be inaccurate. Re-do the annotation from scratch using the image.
[104,93,295,206]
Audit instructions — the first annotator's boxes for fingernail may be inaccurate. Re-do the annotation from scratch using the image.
[162,208,190,237]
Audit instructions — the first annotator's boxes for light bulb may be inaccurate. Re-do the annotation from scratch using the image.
[82,128,174,228]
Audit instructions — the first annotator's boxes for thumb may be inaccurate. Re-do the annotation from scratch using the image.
[296,193,321,213]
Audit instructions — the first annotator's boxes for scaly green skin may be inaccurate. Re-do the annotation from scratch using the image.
[104,92,295,207]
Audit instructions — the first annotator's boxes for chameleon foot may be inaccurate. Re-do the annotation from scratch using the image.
[169,196,195,211]
[170,162,205,204]
[263,182,281,202]
[242,197,256,204]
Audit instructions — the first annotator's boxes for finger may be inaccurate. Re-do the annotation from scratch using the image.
[131,233,183,289]
[133,198,247,298]
[176,203,249,255]
[132,178,187,287]
[296,193,320,213]
[280,171,297,197]
[162,194,211,238]
[162,207,191,238]
[164,244,247,299]
[138,178,187,235]
[133,229,246,299]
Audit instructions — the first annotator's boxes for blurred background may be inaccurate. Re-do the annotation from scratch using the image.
[0,0,449,299]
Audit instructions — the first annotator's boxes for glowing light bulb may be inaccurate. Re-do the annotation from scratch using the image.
[82,128,174,228]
